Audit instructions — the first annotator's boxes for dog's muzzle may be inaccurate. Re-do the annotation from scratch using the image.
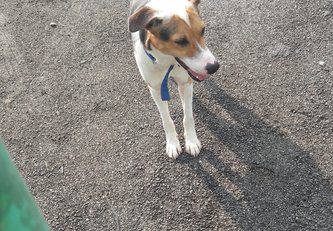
[175,57,219,82]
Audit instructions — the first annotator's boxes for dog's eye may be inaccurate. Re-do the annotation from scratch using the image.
[201,27,205,36]
[174,38,189,47]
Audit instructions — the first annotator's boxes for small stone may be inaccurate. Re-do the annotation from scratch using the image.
[318,61,325,66]
[60,166,64,174]
[270,42,291,58]
[50,22,57,27]
[4,99,12,104]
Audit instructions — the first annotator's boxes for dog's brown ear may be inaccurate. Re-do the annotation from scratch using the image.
[128,6,156,32]
[189,0,200,6]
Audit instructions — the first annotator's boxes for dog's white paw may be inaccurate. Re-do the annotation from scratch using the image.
[185,138,202,156]
[166,140,182,159]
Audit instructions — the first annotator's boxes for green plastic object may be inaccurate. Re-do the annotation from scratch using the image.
[0,142,50,231]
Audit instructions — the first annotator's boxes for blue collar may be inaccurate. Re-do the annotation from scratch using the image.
[144,48,173,101]
[144,48,157,64]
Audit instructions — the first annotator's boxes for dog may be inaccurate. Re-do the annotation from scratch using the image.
[128,0,220,159]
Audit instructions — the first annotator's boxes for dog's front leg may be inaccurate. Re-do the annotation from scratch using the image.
[149,87,182,159]
[178,82,202,156]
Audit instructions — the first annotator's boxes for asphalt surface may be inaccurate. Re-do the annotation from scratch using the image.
[1,0,333,230]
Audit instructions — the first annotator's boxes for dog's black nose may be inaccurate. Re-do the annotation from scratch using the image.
[205,61,220,74]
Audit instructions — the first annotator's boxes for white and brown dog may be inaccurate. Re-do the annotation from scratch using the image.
[128,0,219,159]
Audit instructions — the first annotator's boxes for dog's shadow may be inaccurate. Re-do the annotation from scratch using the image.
[177,80,333,230]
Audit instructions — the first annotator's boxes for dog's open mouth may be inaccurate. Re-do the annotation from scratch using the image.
[175,57,208,82]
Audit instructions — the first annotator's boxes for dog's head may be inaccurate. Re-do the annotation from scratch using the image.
[129,0,219,81]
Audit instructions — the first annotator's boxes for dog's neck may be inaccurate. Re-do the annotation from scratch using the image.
[141,42,176,67]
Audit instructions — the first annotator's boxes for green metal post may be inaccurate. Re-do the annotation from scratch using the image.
[0,142,50,231]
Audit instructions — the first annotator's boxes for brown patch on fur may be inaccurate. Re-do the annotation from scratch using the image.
[190,0,200,6]
[145,7,206,58]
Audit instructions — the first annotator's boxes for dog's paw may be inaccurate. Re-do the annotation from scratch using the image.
[166,140,182,159]
[185,138,202,156]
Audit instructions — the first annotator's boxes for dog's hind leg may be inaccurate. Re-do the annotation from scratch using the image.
[149,87,182,159]
[178,82,202,156]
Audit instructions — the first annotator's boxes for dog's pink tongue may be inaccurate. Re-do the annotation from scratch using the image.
[188,69,209,81]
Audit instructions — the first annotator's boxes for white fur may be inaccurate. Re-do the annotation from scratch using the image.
[146,0,191,25]
[130,0,218,158]
[132,31,202,158]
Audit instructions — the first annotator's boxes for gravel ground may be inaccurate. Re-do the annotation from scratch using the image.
[1,0,333,230]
